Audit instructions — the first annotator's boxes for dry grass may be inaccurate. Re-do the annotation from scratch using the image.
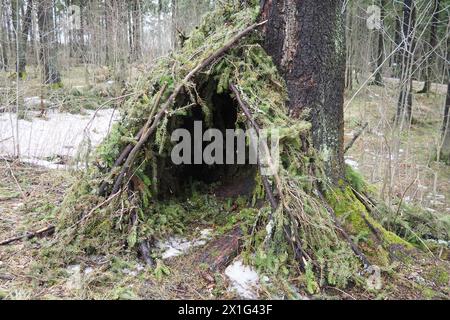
[345,79,450,215]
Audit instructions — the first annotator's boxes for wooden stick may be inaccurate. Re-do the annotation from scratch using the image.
[2,157,27,201]
[109,21,267,196]
[0,226,55,246]
[344,122,368,154]
[99,85,167,196]
[230,83,306,269]
[230,84,285,205]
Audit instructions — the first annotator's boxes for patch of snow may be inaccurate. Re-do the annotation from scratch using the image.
[84,267,94,275]
[19,158,66,170]
[122,268,138,276]
[265,220,274,236]
[24,96,49,108]
[66,265,82,291]
[345,158,359,169]
[0,109,118,167]
[158,229,212,259]
[225,260,260,300]
[199,228,213,239]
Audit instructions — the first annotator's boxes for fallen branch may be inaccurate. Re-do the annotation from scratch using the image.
[230,83,305,269]
[99,84,167,196]
[196,226,243,272]
[107,21,267,196]
[0,225,55,246]
[344,122,368,154]
[230,83,285,206]
[2,157,27,201]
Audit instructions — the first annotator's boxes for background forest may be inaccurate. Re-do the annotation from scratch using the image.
[0,0,449,300]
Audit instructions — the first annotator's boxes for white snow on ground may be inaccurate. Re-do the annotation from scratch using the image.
[24,96,50,108]
[225,260,260,299]
[158,229,213,259]
[345,158,359,169]
[0,109,118,168]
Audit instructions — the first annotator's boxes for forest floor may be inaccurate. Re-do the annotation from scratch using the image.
[0,72,449,300]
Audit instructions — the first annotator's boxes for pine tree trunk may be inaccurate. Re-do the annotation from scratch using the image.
[262,0,346,183]
[345,0,354,90]
[18,0,33,78]
[10,0,19,73]
[396,0,416,126]
[0,0,8,70]
[394,15,402,77]
[171,0,178,49]
[132,0,142,61]
[440,35,450,163]
[419,0,440,94]
[442,82,450,163]
[37,0,61,85]
[373,0,386,86]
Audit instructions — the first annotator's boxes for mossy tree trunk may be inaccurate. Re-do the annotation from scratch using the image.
[260,1,413,266]
[261,0,346,183]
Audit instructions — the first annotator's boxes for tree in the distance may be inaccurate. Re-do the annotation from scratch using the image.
[37,0,61,85]
[373,0,386,86]
[396,0,416,127]
[18,0,33,79]
[418,0,441,94]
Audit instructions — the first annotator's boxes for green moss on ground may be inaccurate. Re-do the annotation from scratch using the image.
[326,185,413,266]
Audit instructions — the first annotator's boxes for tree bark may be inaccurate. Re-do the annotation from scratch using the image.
[418,0,440,94]
[440,34,450,163]
[131,0,142,61]
[37,0,61,85]
[441,82,450,163]
[0,0,9,70]
[373,0,386,86]
[18,0,33,78]
[171,0,178,49]
[262,0,346,183]
[396,0,416,127]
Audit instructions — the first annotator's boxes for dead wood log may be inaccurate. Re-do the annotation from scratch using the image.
[0,225,55,246]
[195,226,243,272]
[106,21,267,196]
[344,122,368,154]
